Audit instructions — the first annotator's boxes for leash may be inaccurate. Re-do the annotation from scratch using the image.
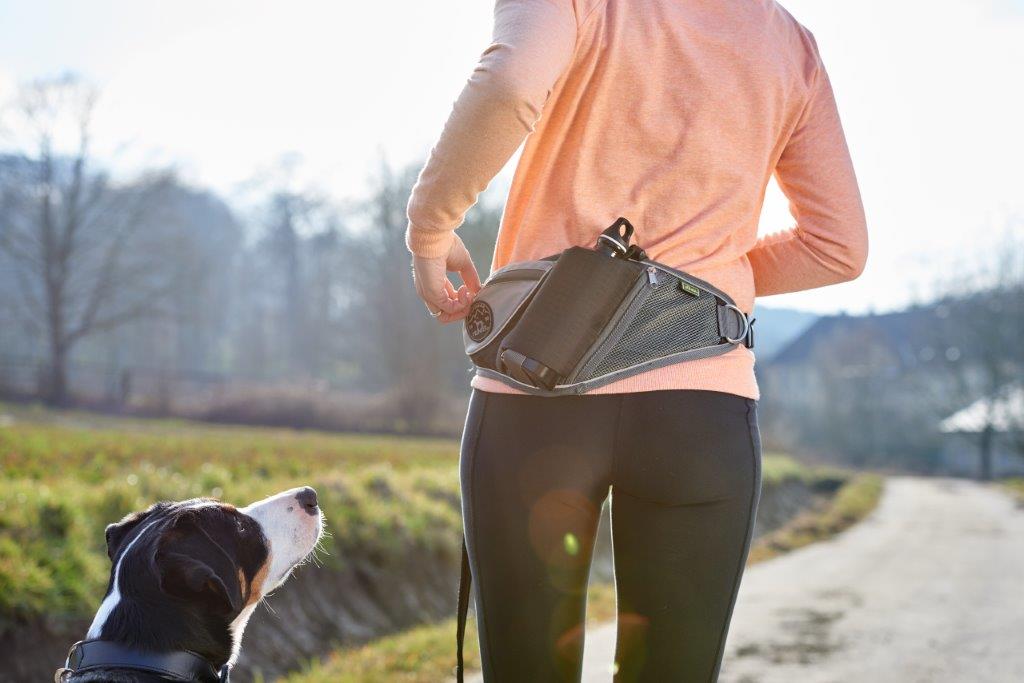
[55,639,229,682]
[455,538,472,683]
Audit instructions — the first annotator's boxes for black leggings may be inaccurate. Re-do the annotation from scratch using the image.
[460,389,762,682]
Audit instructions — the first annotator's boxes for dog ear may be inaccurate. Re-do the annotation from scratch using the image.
[158,551,242,616]
[156,514,244,616]
[105,504,164,560]
[105,521,135,561]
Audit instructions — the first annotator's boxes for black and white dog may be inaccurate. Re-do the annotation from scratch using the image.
[56,487,324,682]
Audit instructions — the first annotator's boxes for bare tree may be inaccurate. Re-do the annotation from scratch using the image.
[266,191,318,376]
[0,74,174,404]
[935,228,1024,479]
[337,161,508,429]
[351,162,444,426]
[304,217,348,378]
[1009,395,1024,460]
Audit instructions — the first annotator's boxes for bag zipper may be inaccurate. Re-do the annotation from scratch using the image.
[567,267,657,382]
[485,267,549,286]
[642,261,708,297]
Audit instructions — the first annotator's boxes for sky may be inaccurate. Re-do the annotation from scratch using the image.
[1,0,1022,314]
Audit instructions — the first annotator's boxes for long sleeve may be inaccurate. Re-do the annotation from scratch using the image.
[405,0,577,258]
[747,41,868,297]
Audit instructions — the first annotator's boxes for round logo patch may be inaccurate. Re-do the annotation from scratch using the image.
[465,300,494,343]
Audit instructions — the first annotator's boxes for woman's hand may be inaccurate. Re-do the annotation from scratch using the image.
[411,234,482,324]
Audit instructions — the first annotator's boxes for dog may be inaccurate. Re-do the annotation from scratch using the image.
[55,487,324,682]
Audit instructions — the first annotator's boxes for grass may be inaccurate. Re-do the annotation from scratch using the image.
[760,453,820,484]
[1001,478,1024,504]
[0,402,883,682]
[747,473,885,564]
[287,582,620,683]
[0,399,814,624]
[287,616,480,683]
[287,472,885,683]
[0,402,463,624]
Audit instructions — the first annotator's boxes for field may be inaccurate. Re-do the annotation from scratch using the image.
[0,402,881,681]
[0,402,462,624]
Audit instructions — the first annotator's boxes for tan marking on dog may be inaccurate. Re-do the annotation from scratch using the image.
[245,554,271,606]
[237,568,250,601]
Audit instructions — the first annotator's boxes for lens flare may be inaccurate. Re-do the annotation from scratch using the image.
[564,532,580,556]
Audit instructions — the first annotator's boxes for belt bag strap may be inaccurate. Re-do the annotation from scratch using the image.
[463,218,754,396]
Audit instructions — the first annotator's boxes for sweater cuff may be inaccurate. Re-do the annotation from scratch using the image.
[405,222,456,259]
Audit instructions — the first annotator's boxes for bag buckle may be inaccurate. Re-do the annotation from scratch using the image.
[499,349,561,391]
[596,217,636,258]
[722,304,755,348]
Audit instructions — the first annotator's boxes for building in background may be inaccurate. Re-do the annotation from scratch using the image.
[940,385,1024,478]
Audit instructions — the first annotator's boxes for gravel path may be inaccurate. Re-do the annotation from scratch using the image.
[469,476,1024,682]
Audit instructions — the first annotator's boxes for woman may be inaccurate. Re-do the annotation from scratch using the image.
[407,0,867,680]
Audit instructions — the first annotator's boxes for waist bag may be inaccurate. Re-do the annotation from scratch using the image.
[453,218,755,681]
[462,217,755,395]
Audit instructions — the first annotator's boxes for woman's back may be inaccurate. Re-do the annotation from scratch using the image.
[407,7,869,677]
[407,0,867,399]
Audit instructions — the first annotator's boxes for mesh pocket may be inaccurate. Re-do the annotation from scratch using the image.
[578,280,720,380]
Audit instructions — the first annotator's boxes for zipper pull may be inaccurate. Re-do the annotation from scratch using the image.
[647,266,658,286]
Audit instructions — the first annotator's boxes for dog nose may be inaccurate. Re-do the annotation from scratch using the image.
[295,487,319,515]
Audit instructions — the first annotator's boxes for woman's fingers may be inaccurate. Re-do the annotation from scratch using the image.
[430,283,473,323]
[438,305,472,323]
[411,236,481,323]
[460,261,482,295]
[413,257,449,312]
[430,294,471,323]
[412,254,472,321]
[430,285,460,315]
[449,238,482,294]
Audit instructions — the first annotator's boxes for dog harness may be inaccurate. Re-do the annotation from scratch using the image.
[55,639,230,682]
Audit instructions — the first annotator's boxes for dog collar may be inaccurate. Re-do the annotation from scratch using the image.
[55,639,230,682]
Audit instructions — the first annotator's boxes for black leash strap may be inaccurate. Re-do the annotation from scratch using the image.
[455,538,472,683]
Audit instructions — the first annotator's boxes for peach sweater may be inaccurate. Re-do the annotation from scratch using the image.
[406,0,867,400]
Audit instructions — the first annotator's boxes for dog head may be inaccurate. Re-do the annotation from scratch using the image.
[77,487,323,679]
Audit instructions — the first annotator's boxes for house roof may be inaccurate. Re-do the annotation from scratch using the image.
[940,386,1024,433]
[768,305,944,368]
[767,288,1020,371]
